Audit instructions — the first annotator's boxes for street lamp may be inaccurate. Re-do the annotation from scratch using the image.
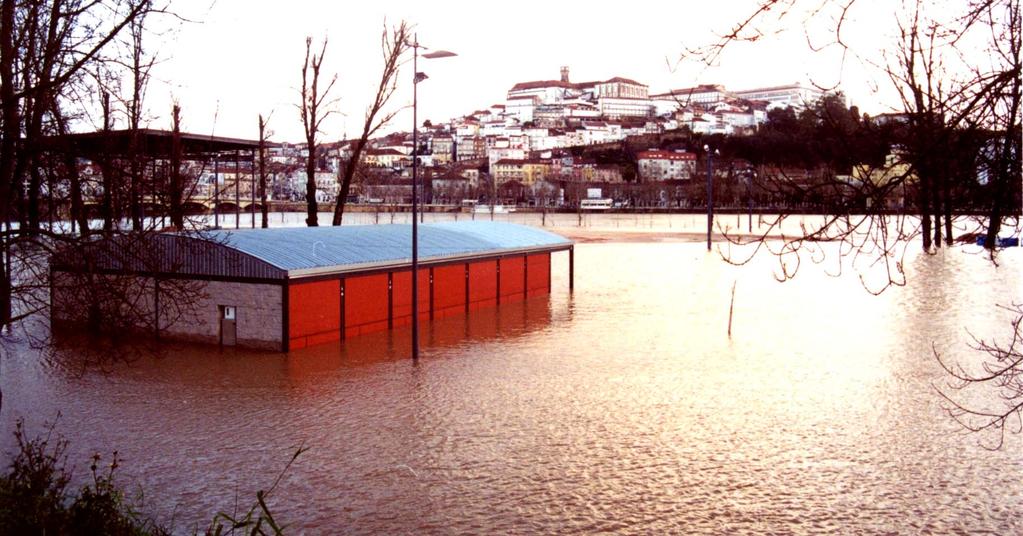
[409,35,456,360]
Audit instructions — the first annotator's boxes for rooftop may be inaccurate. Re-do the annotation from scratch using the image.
[210,222,572,278]
[54,222,573,281]
[601,77,647,87]
[734,83,817,94]
[41,128,267,158]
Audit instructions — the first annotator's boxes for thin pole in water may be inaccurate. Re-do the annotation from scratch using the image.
[705,146,714,251]
[569,246,574,292]
[727,281,736,337]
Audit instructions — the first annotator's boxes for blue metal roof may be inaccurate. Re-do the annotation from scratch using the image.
[203,221,572,277]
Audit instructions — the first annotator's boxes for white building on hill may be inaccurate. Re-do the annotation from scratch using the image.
[733,83,825,108]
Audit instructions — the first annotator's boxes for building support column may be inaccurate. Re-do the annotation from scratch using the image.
[281,282,290,352]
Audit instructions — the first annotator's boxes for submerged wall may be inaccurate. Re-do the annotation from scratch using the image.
[51,251,554,352]
[287,252,552,351]
[50,273,283,350]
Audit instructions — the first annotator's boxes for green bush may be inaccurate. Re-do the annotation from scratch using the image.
[0,420,167,535]
[0,420,299,535]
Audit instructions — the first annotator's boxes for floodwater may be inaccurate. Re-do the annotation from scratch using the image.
[1,214,1021,534]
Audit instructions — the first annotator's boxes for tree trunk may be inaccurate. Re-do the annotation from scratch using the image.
[299,37,334,228]
[67,158,87,236]
[27,165,42,233]
[333,139,368,225]
[130,155,142,231]
[931,171,942,248]
[53,109,89,237]
[0,0,16,327]
[258,115,269,228]
[305,150,317,226]
[169,104,183,229]
[942,171,952,247]
[984,109,1021,251]
[100,92,114,234]
[919,172,932,251]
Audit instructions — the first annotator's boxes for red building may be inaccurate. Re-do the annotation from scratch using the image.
[51,222,574,352]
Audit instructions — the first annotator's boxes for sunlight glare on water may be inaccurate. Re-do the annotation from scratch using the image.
[1,215,1020,534]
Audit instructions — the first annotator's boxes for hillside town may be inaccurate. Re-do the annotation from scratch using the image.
[248,68,829,210]
[2,1,1021,533]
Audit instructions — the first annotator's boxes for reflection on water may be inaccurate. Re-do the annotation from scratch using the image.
[1,234,1021,533]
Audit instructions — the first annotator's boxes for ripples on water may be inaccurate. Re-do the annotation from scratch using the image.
[1,216,1021,534]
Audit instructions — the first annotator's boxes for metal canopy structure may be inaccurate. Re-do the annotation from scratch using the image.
[39,128,276,230]
[41,128,266,158]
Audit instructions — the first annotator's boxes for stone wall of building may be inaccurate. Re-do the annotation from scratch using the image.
[162,280,283,350]
[51,273,284,351]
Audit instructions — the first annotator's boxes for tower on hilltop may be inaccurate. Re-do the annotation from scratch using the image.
[560,66,569,83]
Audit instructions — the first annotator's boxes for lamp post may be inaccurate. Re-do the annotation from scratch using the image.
[409,35,455,360]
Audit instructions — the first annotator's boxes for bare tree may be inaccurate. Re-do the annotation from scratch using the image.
[937,303,1023,449]
[692,0,1022,445]
[168,102,183,228]
[96,87,120,234]
[0,0,154,329]
[50,104,89,236]
[0,2,229,422]
[123,3,153,231]
[331,20,410,225]
[298,36,337,227]
[258,113,272,228]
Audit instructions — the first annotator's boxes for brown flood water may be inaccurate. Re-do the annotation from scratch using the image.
[1,225,1021,533]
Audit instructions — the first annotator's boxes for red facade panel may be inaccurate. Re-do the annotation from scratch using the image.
[344,273,390,336]
[527,253,550,296]
[289,281,341,348]
[499,256,526,298]
[285,251,559,351]
[432,264,466,317]
[468,260,498,309]
[391,268,431,327]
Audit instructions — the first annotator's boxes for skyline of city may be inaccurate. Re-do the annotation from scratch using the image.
[124,1,911,143]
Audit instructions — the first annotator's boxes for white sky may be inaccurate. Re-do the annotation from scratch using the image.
[138,0,915,142]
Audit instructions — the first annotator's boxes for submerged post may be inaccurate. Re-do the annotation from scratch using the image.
[746,166,755,233]
[569,246,574,291]
[705,144,714,251]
